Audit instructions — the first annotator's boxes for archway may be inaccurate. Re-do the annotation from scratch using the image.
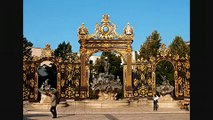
[38,61,57,88]
[78,14,134,98]
[155,60,175,97]
[23,44,82,101]
[37,61,57,101]
[88,51,124,99]
[151,44,190,99]
[131,44,190,99]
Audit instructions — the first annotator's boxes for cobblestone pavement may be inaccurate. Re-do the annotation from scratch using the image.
[23,103,190,120]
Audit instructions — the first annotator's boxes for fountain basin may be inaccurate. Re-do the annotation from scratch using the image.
[31,101,69,109]
[148,94,179,108]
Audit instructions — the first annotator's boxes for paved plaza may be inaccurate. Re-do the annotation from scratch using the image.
[23,103,190,120]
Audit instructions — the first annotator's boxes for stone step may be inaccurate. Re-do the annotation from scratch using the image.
[158,102,179,108]
[31,101,69,109]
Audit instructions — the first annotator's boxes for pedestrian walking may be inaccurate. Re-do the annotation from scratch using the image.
[153,94,159,111]
[49,92,58,118]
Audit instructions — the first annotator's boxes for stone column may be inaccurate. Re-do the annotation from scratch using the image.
[80,54,88,99]
[152,71,156,95]
[34,72,38,100]
[56,72,61,96]
[126,53,133,97]
[123,65,127,97]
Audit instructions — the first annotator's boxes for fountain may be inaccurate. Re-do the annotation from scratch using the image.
[155,75,178,108]
[31,79,68,109]
[82,57,129,108]
[156,75,174,97]
[38,79,57,103]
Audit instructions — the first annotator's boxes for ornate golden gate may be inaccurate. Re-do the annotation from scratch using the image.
[23,15,190,101]
[78,14,134,98]
[131,44,190,99]
[23,45,81,101]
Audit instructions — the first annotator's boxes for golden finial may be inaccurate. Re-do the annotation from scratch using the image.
[45,44,50,49]
[102,14,110,23]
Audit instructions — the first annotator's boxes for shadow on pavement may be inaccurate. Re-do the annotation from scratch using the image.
[23,114,75,120]
[104,114,119,120]
[58,114,75,118]
[24,114,50,118]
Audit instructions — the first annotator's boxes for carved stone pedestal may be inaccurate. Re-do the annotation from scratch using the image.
[40,94,51,103]
[79,99,130,108]
[157,94,179,108]
[98,91,115,101]
[31,94,68,109]
[31,94,51,109]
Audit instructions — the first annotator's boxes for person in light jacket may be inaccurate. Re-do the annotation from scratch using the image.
[153,94,159,111]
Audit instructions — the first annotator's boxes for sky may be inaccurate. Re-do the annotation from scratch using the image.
[24,0,190,53]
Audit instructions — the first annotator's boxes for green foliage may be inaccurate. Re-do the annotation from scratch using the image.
[54,41,72,60]
[139,30,162,60]
[93,58,104,74]
[44,65,57,86]
[93,52,123,79]
[23,37,33,59]
[169,36,190,58]
[156,60,174,86]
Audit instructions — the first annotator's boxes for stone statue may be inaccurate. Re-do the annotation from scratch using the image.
[124,22,133,35]
[156,74,174,96]
[90,78,97,91]
[40,79,50,91]
[39,79,57,96]
[38,79,57,104]
[116,76,120,82]
[90,58,122,101]
[161,75,169,85]
[104,57,110,75]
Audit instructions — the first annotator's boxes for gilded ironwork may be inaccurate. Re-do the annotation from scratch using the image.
[58,61,81,99]
[23,84,30,100]
[23,44,81,101]
[41,44,54,58]
[137,84,148,97]
[78,14,134,98]
[132,44,190,99]
[23,15,189,101]
[64,84,75,98]
[88,14,133,40]
[158,44,169,58]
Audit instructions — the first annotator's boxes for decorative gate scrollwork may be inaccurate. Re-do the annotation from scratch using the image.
[23,45,81,101]
[23,16,190,101]
[78,14,134,98]
[23,60,39,101]
[59,62,81,99]
[132,44,190,99]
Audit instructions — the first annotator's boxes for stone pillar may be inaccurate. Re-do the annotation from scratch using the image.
[152,71,156,95]
[123,65,127,97]
[56,72,61,96]
[34,71,38,101]
[126,54,133,97]
[175,79,178,97]
[80,54,88,99]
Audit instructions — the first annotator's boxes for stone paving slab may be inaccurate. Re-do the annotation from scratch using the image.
[24,113,190,120]
[24,104,190,120]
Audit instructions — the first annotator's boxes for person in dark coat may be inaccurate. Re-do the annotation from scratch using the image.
[49,92,58,118]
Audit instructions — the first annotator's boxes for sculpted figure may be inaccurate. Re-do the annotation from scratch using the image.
[124,22,133,35]
[104,57,110,75]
